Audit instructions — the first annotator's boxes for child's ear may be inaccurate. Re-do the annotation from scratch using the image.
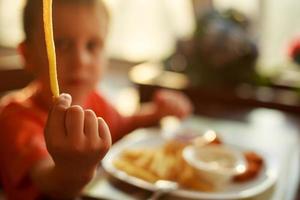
[18,41,27,61]
[18,41,35,73]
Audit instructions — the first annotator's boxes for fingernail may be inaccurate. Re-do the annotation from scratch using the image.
[97,117,105,124]
[56,93,72,107]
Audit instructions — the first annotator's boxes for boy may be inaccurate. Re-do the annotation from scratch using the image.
[0,0,192,199]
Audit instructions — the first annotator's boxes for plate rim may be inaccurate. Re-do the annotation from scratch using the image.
[102,129,278,199]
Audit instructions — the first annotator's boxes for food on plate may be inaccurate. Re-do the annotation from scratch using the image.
[183,144,247,188]
[113,140,215,191]
[113,134,264,191]
[233,151,264,182]
[166,128,222,145]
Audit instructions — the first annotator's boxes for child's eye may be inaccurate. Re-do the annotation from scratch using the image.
[55,39,71,52]
[87,40,103,53]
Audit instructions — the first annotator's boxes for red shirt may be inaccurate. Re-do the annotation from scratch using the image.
[0,86,129,200]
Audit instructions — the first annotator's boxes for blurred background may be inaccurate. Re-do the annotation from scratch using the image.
[0,1,300,200]
[1,0,300,115]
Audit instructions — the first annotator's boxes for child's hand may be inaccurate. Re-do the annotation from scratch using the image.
[153,90,193,119]
[45,94,111,179]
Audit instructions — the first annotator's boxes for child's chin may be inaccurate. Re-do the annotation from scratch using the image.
[62,87,92,101]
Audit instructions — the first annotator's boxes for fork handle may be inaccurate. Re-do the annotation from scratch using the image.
[147,190,164,200]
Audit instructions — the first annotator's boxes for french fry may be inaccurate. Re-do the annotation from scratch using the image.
[134,150,155,169]
[122,149,148,161]
[114,141,216,192]
[43,0,60,97]
[114,158,158,183]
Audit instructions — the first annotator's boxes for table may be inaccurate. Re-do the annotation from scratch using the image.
[1,47,298,199]
[82,109,300,200]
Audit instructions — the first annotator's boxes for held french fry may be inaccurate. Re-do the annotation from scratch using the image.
[43,0,60,97]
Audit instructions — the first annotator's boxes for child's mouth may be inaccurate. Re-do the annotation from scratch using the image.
[66,79,87,86]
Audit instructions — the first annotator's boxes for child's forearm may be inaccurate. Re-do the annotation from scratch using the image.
[30,157,94,199]
[123,103,161,133]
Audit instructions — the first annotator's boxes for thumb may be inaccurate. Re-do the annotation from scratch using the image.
[52,93,72,109]
[46,93,72,138]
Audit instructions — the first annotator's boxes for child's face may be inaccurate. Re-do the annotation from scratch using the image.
[24,3,108,104]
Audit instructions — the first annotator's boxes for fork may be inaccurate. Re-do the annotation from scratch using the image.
[147,180,178,200]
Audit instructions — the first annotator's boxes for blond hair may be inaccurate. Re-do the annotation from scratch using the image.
[23,0,109,42]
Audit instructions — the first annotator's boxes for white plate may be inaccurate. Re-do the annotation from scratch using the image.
[102,129,278,200]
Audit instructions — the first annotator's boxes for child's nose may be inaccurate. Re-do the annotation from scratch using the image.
[73,49,90,69]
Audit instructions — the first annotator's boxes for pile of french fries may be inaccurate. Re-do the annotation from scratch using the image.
[113,140,214,192]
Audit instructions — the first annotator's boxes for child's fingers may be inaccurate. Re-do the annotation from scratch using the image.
[176,100,192,117]
[97,117,111,154]
[166,92,193,117]
[46,93,72,138]
[84,109,98,140]
[51,93,72,116]
[65,105,84,142]
[179,108,189,119]
[185,103,193,116]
